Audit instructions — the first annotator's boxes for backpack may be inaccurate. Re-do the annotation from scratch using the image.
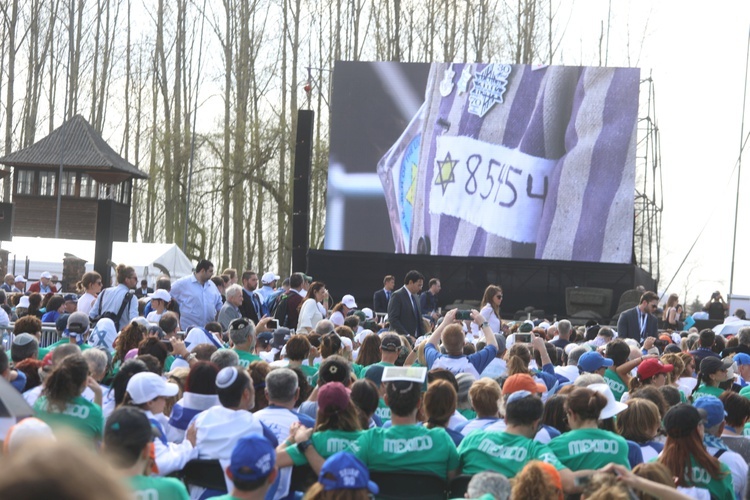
[92,289,135,331]
[273,293,291,327]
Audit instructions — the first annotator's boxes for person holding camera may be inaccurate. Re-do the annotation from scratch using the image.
[424,308,498,378]
[704,291,729,321]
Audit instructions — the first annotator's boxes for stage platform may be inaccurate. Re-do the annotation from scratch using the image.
[307,250,656,321]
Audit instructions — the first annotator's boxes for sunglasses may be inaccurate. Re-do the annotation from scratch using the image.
[495,295,503,299]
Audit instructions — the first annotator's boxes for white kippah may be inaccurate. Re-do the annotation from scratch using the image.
[216,367,239,389]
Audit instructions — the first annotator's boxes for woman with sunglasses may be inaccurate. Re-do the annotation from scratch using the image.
[475,285,503,335]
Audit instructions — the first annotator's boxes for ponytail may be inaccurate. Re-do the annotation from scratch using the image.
[506,344,531,376]
[44,355,88,412]
[78,271,102,294]
[567,387,608,421]
[627,375,644,394]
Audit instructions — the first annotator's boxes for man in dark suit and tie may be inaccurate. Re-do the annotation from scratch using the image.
[387,270,425,340]
[372,275,395,313]
[134,280,154,299]
[239,270,263,323]
[617,291,659,342]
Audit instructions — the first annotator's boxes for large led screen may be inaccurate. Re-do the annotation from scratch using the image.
[325,61,639,264]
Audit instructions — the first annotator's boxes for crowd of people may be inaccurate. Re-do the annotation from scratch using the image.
[0,262,748,499]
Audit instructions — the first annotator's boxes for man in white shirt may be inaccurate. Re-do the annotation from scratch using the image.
[254,368,315,499]
[170,259,223,330]
[191,367,277,497]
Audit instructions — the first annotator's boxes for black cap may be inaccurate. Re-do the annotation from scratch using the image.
[663,403,707,439]
[257,332,273,346]
[380,334,401,352]
[104,407,158,450]
[272,328,290,349]
[55,313,71,333]
[700,356,732,375]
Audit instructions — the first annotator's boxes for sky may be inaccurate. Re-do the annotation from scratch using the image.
[543,1,750,306]
[632,2,750,306]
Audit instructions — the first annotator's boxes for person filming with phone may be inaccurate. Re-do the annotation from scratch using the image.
[424,308,498,377]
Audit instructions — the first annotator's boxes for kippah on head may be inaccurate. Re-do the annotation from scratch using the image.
[217,366,239,389]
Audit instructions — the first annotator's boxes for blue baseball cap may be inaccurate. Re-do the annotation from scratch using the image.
[578,351,613,373]
[319,452,378,495]
[693,396,727,429]
[734,353,750,366]
[229,434,276,483]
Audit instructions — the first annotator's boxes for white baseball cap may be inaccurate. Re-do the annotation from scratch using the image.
[126,372,179,404]
[17,296,30,308]
[14,275,26,283]
[40,272,52,279]
[361,307,374,320]
[261,272,280,284]
[341,294,357,309]
[150,289,172,302]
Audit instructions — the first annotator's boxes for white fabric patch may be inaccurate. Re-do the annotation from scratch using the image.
[429,136,556,243]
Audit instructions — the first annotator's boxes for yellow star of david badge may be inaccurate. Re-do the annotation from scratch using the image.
[405,163,418,205]
[434,152,458,195]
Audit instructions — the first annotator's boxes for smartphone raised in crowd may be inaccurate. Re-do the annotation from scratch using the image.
[516,333,532,343]
[455,310,472,320]
[267,319,279,330]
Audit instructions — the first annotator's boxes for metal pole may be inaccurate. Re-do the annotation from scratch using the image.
[183,0,208,251]
[730,25,750,297]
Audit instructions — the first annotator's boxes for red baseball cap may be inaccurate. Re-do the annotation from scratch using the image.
[638,358,673,380]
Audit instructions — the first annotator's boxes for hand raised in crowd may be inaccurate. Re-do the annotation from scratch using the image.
[470,309,486,327]
[170,337,189,358]
[642,336,655,350]
[255,316,274,334]
[86,376,102,397]
[531,334,546,352]
[443,308,459,324]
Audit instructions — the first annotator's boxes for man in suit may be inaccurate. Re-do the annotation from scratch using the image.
[239,270,263,323]
[134,279,154,299]
[617,291,659,342]
[387,270,425,339]
[373,275,395,313]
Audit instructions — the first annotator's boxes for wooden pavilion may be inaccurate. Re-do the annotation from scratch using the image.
[0,115,148,240]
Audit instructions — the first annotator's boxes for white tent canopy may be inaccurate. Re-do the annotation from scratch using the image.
[1,237,194,287]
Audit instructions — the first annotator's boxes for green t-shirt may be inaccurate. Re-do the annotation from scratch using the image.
[297,363,318,384]
[34,395,104,440]
[47,339,92,351]
[164,354,175,372]
[458,430,564,477]
[672,456,734,500]
[351,363,365,379]
[694,384,724,398]
[548,428,630,472]
[128,475,190,500]
[363,361,395,378]
[603,369,627,402]
[287,429,363,466]
[375,398,391,424]
[349,424,459,479]
[457,408,477,420]
[234,349,262,369]
[743,422,750,437]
